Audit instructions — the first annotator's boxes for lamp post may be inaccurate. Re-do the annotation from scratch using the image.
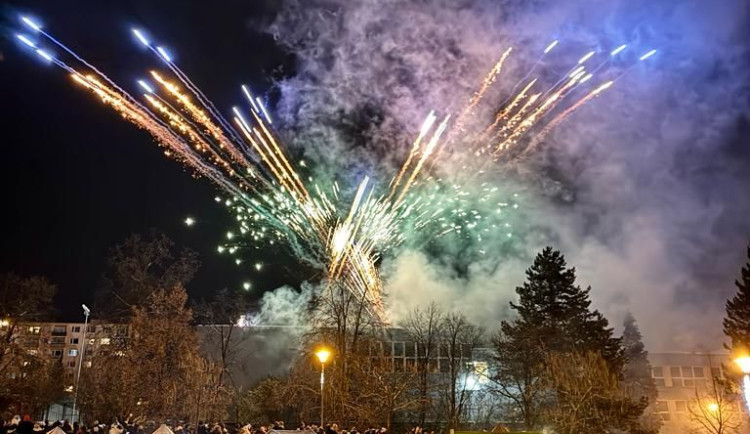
[735,356,750,413]
[315,348,331,428]
[72,304,90,421]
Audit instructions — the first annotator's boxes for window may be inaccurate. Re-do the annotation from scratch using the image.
[656,401,670,421]
[71,326,81,333]
[68,349,78,357]
[99,338,111,345]
[711,367,722,379]
[66,361,76,368]
[70,338,79,345]
[670,366,702,387]
[675,401,687,412]
[51,350,62,357]
[652,367,665,387]
[393,342,404,356]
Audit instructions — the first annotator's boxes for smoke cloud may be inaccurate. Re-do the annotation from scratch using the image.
[255,0,750,351]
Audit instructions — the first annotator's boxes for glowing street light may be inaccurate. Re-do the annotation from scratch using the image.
[315,348,332,427]
[707,402,719,413]
[72,304,90,422]
[735,356,750,374]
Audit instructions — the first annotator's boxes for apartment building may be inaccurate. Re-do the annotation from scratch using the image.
[649,352,750,433]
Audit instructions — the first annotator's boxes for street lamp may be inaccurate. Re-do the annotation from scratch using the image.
[72,304,90,421]
[735,356,750,413]
[315,348,331,428]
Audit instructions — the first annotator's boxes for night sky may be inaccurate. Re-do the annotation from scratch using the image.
[0,0,300,320]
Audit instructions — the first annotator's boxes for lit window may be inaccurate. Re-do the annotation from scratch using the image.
[99,338,111,345]
[68,349,78,357]
[28,326,41,334]
[85,361,92,368]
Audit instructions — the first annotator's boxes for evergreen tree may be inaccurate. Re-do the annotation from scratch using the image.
[509,246,623,369]
[622,312,661,434]
[723,245,750,355]
[492,247,626,430]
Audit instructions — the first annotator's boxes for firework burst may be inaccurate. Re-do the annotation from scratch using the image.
[13,14,656,323]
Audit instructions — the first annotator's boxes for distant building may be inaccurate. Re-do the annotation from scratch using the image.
[1,320,128,420]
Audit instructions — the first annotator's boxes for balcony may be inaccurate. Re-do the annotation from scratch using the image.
[51,327,67,336]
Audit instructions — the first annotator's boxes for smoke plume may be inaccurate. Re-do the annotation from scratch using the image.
[256,0,750,351]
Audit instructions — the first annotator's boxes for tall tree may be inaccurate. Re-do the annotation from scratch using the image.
[492,247,625,430]
[403,302,444,426]
[622,312,661,434]
[81,285,226,422]
[724,244,750,355]
[0,273,60,414]
[96,231,200,319]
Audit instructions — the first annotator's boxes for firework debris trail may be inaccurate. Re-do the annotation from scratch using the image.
[14,15,656,324]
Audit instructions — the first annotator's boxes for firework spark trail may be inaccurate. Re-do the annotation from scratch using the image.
[482,79,537,137]
[149,71,251,167]
[453,47,513,132]
[389,111,437,197]
[525,80,614,152]
[394,115,451,206]
[134,30,244,143]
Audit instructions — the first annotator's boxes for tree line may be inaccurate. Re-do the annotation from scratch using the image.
[1,233,749,433]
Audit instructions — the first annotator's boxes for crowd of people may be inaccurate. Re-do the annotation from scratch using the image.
[0,417,452,434]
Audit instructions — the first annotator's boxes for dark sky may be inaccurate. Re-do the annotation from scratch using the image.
[0,0,301,320]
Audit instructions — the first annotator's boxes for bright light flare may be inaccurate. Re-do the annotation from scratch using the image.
[138,80,154,93]
[256,97,272,124]
[156,46,171,62]
[35,49,53,62]
[132,29,149,46]
[241,85,260,113]
[242,282,251,291]
[610,44,627,56]
[640,49,657,61]
[21,16,42,31]
[184,216,195,226]
[543,40,558,54]
[577,50,595,64]
[579,73,593,84]
[736,356,750,374]
[16,34,36,48]
[315,348,331,364]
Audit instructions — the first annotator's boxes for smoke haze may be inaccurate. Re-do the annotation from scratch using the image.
[255,0,750,351]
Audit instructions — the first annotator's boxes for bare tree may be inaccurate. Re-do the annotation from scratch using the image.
[439,312,484,429]
[541,351,647,434]
[96,231,200,319]
[402,302,444,425]
[687,376,745,434]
